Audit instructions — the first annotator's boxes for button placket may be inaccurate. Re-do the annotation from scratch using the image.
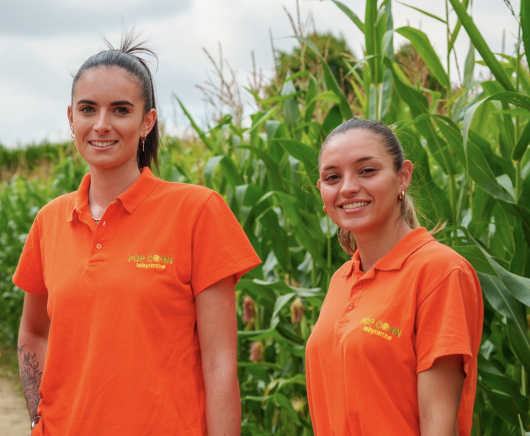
[89,205,116,264]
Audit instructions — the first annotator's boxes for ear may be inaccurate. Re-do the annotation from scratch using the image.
[67,106,73,127]
[317,179,322,190]
[142,108,157,135]
[399,160,413,192]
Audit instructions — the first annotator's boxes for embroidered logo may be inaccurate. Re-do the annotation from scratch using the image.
[128,255,172,270]
[360,317,401,341]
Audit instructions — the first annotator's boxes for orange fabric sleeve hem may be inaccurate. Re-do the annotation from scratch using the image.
[12,278,48,296]
[416,346,473,377]
[192,258,261,297]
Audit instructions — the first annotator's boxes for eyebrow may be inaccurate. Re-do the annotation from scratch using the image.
[76,99,135,107]
[321,156,377,171]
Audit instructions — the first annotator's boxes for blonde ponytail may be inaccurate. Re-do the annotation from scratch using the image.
[401,195,420,230]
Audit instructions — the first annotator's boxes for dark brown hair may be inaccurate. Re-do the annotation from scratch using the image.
[71,33,160,171]
[319,118,421,256]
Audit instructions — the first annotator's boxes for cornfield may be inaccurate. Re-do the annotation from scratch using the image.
[2,0,530,434]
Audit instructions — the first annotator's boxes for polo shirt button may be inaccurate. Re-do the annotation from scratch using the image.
[348,305,354,310]
[96,243,103,250]
[355,284,363,290]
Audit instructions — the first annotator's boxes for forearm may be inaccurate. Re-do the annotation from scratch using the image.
[203,364,241,436]
[18,330,47,421]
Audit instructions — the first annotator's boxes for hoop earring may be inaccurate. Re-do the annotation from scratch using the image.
[398,191,405,202]
[323,205,328,214]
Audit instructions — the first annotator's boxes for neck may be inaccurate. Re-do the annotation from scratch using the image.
[355,217,413,273]
[88,161,142,219]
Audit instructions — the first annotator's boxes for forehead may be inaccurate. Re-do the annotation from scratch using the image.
[320,129,388,164]
[73,66,142,101]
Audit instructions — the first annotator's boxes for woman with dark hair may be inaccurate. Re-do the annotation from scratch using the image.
[306,118,483,436]
[15,35,260,436]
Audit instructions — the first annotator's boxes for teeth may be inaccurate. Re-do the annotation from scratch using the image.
[342,202,370,209]
[91,141,115,147]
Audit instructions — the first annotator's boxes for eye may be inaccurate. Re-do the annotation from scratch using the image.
[79,106,94,114]
[324,174,340,182]
[360,167,376,175]
[114,107,130,115]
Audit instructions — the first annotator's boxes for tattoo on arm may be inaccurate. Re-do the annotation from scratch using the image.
[18,345,43,421]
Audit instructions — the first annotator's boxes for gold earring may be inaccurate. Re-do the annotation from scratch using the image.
[323,205,328,214]
[398,191,405,201]
[141,134,146,152]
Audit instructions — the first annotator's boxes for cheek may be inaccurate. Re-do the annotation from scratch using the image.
[370,177,399,205]
[319,185,336,205]
[73,118,93,136]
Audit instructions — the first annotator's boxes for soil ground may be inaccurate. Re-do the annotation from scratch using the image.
[0,349,29,436]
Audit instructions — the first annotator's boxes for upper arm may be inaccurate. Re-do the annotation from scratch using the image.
[19,292,50,339]
[195,276,237,372]
[418,354,465,435]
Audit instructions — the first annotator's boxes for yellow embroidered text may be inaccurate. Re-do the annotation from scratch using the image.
[360,318,402,341]
[128,254,172,270]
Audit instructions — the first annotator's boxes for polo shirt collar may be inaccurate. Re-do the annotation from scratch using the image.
[66,167,161,222]
[342,227,435,278]
[117,167,161,214]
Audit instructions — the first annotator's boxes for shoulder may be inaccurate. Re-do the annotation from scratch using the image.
[410,238,476,277]
[154,180,217,204]
[149,181,232,221]
[329,260,354,286]
[409,239,480,303]
[36,191,77,221]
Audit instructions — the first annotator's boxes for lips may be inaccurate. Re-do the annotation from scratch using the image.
[341,201,371,209]
[89,140,118,148]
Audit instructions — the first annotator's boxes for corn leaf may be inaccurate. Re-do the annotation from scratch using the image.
[522,0,530,74]
[331,0,364,33]
[448,0,515,92]
[294,37,353,121]
[396,1,446,24]
[396,27,450,88]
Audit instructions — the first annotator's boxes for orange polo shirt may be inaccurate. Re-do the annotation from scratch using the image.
[306,228,483,436]
[13,167,261,436]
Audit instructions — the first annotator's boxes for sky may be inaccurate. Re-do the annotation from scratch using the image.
[0,0,522,148]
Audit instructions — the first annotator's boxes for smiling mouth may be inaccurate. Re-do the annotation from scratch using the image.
[89,140,118,148]
[341,201,371,209]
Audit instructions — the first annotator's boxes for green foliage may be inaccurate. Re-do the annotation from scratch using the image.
[0,142,73,178]
[277,32,359,98]
[2,1,530,434]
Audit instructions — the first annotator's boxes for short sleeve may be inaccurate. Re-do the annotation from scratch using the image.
[190,191,261,296]
[12,215,48,295]
[415,268,480,376]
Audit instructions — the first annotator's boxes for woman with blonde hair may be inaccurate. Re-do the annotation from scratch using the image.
[306,118,483,436]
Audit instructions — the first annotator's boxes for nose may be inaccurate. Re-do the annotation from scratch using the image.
[93,110,111,135]
[339,174,360,197]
